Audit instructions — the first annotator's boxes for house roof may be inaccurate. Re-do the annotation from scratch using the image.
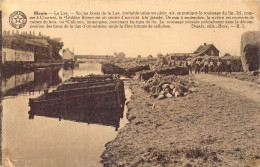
[63,48,73,54]
[25,38,49,47]
[193,44,219,56]
[189,53,198,57]
[169,53,191,57]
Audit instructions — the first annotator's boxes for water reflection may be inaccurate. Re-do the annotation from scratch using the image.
[29,105,124,131]
[1,67,62,96]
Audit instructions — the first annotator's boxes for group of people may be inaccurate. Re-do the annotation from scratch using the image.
[186,59,232,74]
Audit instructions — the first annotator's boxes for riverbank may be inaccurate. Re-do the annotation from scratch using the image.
[2,62,64,71]
[101,75,259,167]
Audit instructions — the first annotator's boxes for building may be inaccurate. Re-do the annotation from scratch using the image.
[167,53,191,61]
[2,48,34,64]
[2,30,63,63]
[24,38,51,62]
[193,43,219,57]
[167,43,219,61]
[62,48,74,60]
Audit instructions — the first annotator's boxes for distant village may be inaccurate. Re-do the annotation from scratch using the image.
[0,31,225,64]
[1,30,259,73]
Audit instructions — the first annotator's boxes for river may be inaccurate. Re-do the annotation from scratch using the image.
[1,62,131,167]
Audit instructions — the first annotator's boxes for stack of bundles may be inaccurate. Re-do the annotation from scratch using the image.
[137,58,157,64]
[115,59,152,76]
[154,56,169,66]
[115,58,154,69]
[142,73,165,91]
[221,56,243,72]
[134,66,189,81]
[134,70,155,81]
[243,42,259,71]
[240,31,259,72]
[68,74,113,82]
[155,66,189,76]
[101,58,154,76]
[124,65,150,76]
[113,58,135,64]
[142,74,197,100]
[56,74,118,91]
[192,56,243,72]
[101,63,126,75]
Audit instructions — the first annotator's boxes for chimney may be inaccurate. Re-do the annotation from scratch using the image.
[204,43,206,46]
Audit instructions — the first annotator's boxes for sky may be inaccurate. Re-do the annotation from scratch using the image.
[1,0,259,57]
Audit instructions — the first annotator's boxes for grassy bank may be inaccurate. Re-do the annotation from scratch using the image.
[101,76,259,167]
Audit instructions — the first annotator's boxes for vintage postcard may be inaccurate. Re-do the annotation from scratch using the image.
[0,0,259,166]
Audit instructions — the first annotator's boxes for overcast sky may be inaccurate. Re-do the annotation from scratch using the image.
[1,0,259,57]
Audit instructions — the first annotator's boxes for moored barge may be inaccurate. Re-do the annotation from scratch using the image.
[28,75,125,112]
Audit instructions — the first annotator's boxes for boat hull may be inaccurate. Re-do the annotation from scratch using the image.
[29,78,125,111]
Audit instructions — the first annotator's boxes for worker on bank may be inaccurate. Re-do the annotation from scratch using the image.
[195,59,201,74]
[209,59,214,73]
[169,60,173,66]
[217,59,222,74]
[169,60,176,66]
[204,60,209,74]
[28,110,34,119]
[226,60,232,73]
[186,59,192,74]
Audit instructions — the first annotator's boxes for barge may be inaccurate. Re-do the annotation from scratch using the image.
[28,75,125,115]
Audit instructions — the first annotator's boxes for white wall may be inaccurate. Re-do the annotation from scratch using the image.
[62,50,74,60]
[2,48,34,63]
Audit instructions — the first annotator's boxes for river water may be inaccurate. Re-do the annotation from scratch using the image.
[2,62,130,167]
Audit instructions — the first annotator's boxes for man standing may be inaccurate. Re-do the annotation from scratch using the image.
[217,59,222,74]
[204,60,209,74]
[195,59,201,74]
[209,59,214,73]
[187,59,192,74]
[226,60,232,73]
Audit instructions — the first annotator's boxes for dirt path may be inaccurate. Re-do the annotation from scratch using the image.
[194,73,260,103]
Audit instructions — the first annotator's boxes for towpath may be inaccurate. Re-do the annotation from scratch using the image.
[194,73,260,103]
[102,74,260,167]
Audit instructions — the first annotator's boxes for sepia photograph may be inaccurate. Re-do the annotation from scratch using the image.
[0,0,259,166]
